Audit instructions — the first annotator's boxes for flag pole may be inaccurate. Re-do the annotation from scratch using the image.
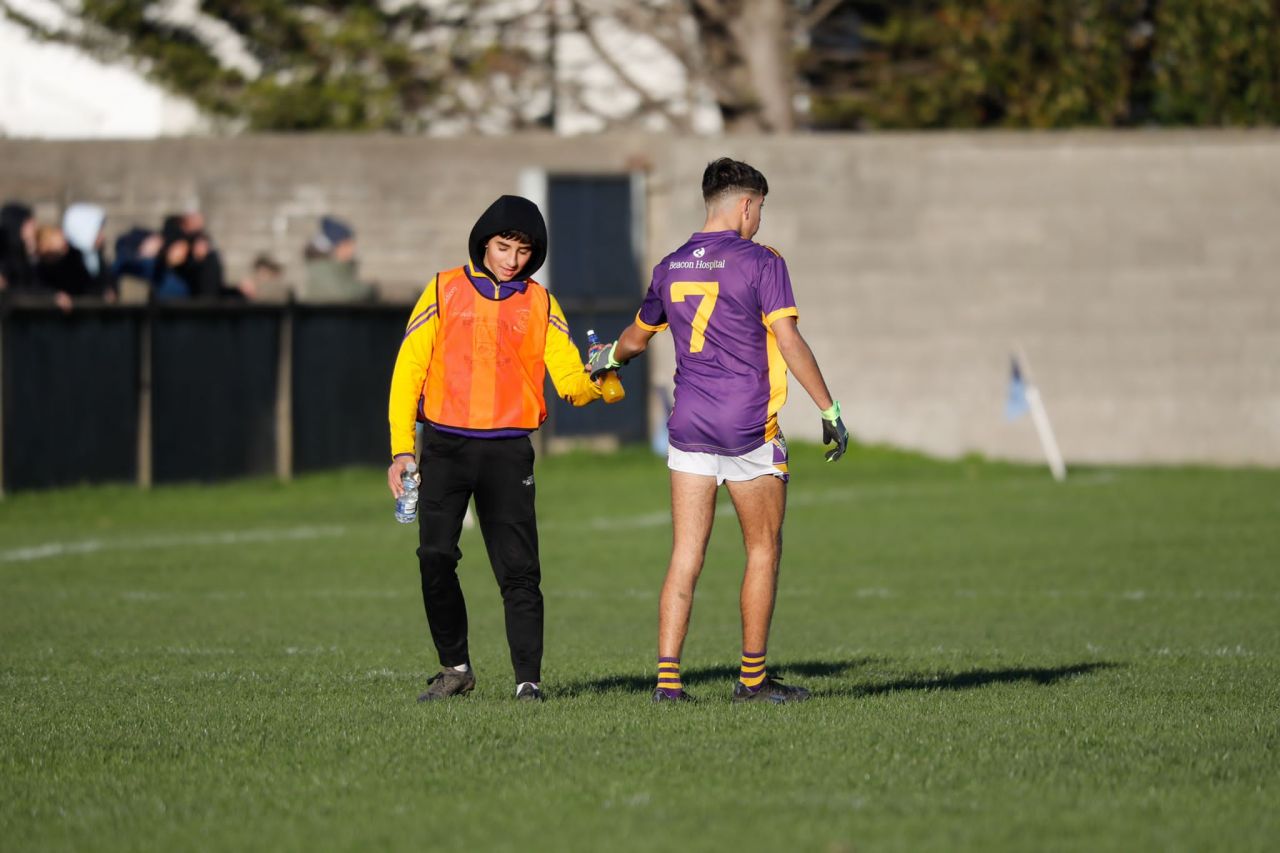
[1014,346,1067,482]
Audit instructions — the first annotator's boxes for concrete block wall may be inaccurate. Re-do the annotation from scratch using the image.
[3,131,1276,466]
[652,133,1280,468]
[0,134,653,298]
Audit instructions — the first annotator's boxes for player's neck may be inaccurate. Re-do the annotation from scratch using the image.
[700,215,746,238]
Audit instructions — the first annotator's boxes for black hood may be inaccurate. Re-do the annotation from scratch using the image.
[1,202,32,231]
[161,214,186,244]
[1,202,35,285]
[468,195,547,281]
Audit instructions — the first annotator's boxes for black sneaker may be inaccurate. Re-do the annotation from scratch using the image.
[651,688,696,704]
[417,668,476,702]
[516,682,544,702]
[732,675,811,704]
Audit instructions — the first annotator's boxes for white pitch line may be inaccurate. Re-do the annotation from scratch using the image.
[2,472,1118,561]
[544,471,1118,532]
[0,525,346,564]
[581,510,672,531]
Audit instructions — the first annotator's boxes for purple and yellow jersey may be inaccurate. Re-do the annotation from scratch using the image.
[637,230,798,456]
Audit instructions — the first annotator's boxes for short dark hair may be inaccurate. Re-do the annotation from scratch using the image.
[493,229,533,246]
[702,158,769,205]
[252,254,282,274]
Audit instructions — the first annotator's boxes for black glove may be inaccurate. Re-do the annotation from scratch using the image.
[821,401,849,462]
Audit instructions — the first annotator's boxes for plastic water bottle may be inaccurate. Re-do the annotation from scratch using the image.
[586,329,626,405]
[395,462,419,524]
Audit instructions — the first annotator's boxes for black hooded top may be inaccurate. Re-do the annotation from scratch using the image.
[161,212,225,299]
[467,195,548,282]
[0,202,35,290]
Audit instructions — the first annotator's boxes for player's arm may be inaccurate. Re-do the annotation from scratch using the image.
[771,316,849,462]
[587,318,661,379]
[387,278,440,495]
[759,249,848,461]
[587,281,667,379]
[544,294,604,406]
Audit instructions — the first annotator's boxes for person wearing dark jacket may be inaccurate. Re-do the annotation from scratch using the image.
[36,204,117,305]
[0,202,38,293]
[156,215,196,299]
[112,220,192,300]
[386,195,603,703]
[173,211,225,299]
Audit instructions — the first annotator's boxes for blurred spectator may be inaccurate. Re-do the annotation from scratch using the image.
[35,224,67,260]
[0,201,38,292]
[63,204,111,287]
[113,219,192,300]
[159,215,197,299]
[112,226,154,267]
[300,215,374,302]
[173,210,226,299]
[234,254,282,301]
[34,224,71,309]
[110,226,156,302]
[35,226,71,310]
[34,204,117,310]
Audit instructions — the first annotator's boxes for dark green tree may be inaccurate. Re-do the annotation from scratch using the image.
[1150,0,1280,125]
[798,0,1280,129]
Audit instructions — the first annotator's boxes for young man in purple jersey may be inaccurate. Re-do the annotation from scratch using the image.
[588,157,849,704]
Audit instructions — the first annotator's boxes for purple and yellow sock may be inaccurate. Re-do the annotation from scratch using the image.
[656,657,683,697]
[739,649,767,691]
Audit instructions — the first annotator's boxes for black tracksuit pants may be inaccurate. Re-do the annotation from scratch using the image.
[416,423,542,684]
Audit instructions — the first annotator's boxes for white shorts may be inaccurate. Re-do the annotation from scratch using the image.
[667,435,789,485]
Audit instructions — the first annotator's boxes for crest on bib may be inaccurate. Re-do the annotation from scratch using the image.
[512,308,531,334]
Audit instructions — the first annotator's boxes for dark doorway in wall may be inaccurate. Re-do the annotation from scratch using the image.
[545,174,648,445]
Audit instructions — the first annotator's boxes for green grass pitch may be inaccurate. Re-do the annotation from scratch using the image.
[1,444,1277,851]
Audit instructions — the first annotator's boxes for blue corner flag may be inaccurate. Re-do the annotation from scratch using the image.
[1005,357,1030,421]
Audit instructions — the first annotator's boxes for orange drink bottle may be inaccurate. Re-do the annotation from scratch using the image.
[587,329,626,404]
[601,372,625,404]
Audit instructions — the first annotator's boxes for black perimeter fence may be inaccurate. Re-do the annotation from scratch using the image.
[1,302,648,494]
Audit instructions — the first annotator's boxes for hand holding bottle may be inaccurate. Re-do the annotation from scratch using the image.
[586,329,626,404]
[388,457,420,523]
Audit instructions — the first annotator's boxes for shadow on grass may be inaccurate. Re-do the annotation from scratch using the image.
[828,661,1121,699]
[560,660,1118,699]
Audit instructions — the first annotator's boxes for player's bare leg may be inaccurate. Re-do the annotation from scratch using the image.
[725,474,786,652]
[725,473,807,702]
[657,470,719,659]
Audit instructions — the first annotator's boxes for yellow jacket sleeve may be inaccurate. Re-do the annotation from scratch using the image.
[544,293,603,407]
[388,278,440,458]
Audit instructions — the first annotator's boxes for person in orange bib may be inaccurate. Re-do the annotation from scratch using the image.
[387,195,602,703]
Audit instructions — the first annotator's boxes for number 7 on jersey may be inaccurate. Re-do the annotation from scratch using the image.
[671,281,720,353]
